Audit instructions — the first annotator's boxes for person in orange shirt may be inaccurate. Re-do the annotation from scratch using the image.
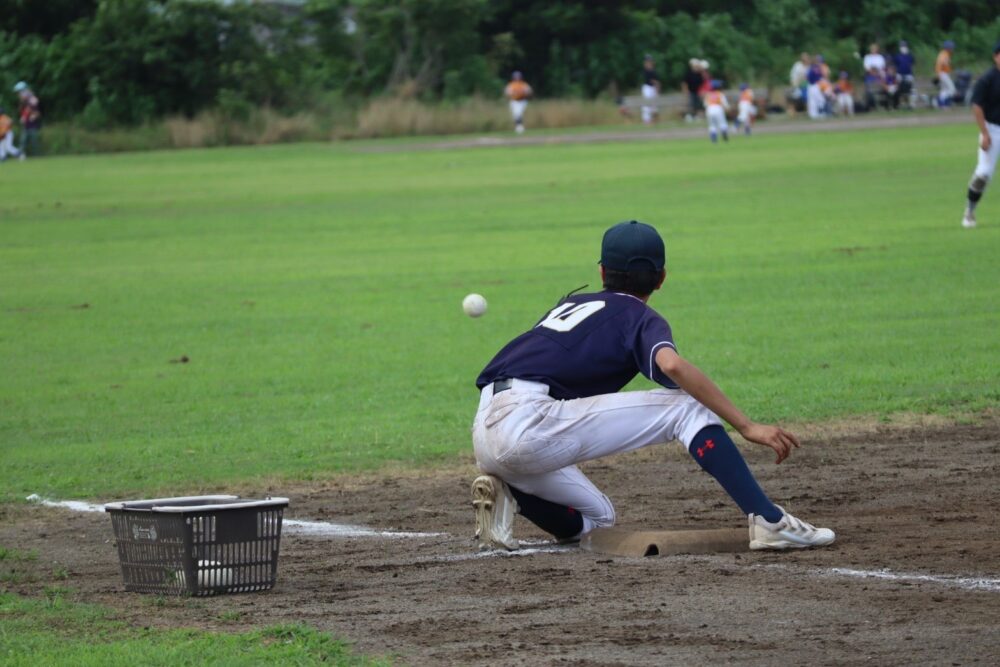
[504,71,533,134]
[704,80,729,143]
[735,84,756,135]
[834,72,855,117]
[0,107,23,161]
[936,40,956,107]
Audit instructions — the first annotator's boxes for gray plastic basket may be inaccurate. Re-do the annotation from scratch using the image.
[105,495,288,596]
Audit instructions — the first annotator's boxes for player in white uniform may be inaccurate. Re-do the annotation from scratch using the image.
[640,55,661,124]
[735,84,756,135]
[504,71,533,134]
[962,41,1000,228]
[704,81,729,143]
[471,221,836,552]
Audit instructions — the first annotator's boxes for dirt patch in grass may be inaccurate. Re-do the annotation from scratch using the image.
[3,413,999,665]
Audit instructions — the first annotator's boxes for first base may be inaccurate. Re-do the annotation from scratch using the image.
[580,527,747,557]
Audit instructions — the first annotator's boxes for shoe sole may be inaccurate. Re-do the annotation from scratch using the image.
[749,534,836,550]
[472,476,518,551]
[471,476,496,546]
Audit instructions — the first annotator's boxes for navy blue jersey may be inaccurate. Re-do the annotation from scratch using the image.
[476,291,679,400]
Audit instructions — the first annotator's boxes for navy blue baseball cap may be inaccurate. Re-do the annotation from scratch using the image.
[600,220,665,272]
[994,40,1000,54]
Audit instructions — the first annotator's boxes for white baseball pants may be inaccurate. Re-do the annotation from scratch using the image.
[806,83,825,118]
[473,379,720,534]
[836,93,854,116]
[0,132,19,159]
[509,99,527,124]
[706,105,727,134]
[641,84,658,123]
[737,100,756,125]
[938,72,956,103]
[974,122,1000,180]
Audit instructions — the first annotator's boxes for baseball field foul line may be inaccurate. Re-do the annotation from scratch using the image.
[25,495,444,539]
[27,495,1000,593]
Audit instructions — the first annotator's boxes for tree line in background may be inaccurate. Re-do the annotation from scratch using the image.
[1,0,998,127]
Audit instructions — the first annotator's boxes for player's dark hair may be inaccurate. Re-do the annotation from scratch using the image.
[601,268,662,297]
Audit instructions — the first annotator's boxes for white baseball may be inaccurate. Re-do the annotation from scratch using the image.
[462,293,487,318]
[198,560,233,587]
[175,560,233,588]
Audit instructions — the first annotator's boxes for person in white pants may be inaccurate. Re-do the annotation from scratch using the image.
[0,107,22,161]
[937,41,957,107]
[735,84,756,135]
[704,81,729,142]
[504,71,533,134]
[962,42,1000,228]
[640,55,661,124]
[471,220,835,552]
[834,72,855,117]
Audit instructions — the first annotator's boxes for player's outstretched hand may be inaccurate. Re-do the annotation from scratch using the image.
[739,422,800,464]
[982,132,992,152]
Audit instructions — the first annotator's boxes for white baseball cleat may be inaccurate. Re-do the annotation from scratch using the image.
[962,209,976,228]
[471,474,519,551]
[748,506,835,550]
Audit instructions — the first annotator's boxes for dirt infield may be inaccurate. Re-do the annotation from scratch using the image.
[3,415,1000,666]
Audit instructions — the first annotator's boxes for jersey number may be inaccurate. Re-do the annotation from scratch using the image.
[537,301,606,332]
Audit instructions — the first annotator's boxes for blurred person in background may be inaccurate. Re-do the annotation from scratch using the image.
[504,71,533,134]
[14,81,41,157]
[806,57,826,118]
[894,40,916,108]
[735,83,756,135]
[704,80,730,143]
[683,58,704,121]
[0,107,23,161]
[789,52,810,114]
[834,72,855,116]
[884,65,902,109]
[936,40,956,107]
[640,55,661,124]
[863,43,886,110]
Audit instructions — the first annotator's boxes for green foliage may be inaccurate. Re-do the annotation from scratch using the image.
[0,125,998,501]
[0,1,997,123]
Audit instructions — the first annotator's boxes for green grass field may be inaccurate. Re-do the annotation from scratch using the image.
[0,590,382,666]
[2,124,999,505]
[2,122,999,665]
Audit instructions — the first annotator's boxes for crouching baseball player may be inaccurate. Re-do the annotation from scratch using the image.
[471,220,835,552]
[963,41,1000,229]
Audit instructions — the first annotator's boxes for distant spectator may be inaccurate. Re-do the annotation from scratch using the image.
[863,43,887,77]
[736,83,756,135]
[894,40,916,108]
[14,81,41,157]
[683,59,704,120]
[834,72,855,117]
[789,52,810,112]
[0,106,23,161]
[816,54,831,81]
[806,59,825,119]
[936,40,956,107]
[863,43,887,110]
[698,60,712,97]
[640,55,661,124]
[884,65,901,109]
[703,80,729,143]
[504,71,533,134]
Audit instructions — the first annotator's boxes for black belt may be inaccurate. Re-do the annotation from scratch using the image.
[492,378,513,394]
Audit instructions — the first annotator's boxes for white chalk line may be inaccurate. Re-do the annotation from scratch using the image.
[25,494,444,539]
[767,563,1000,593]
[27,495,999,592]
